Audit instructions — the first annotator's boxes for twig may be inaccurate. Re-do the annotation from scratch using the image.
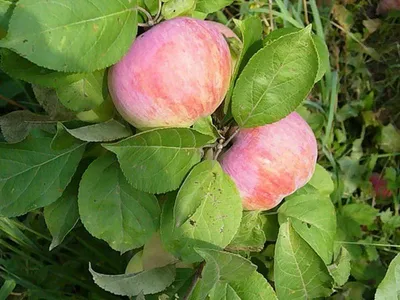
[137,6,154,26]
[183,262,205,300]
[214,128,240,160]
[268,0,274,30]
[0,94,27,110]
[303,0,309,24]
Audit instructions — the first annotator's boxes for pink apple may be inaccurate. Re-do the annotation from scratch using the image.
[108,17,232,128]
[370,173,392,199]
[221,112,318,210]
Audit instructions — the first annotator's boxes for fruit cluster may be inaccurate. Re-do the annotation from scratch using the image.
[108,17,318,211]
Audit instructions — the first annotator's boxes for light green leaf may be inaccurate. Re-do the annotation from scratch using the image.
[341,203,378,226]
[375,253,400,300]
[90,264,176,297]
[192,116,219,142]
[144,0,159,15]
[227,211,266,252]
[278,194,336,264]
[104,128,211,194]
[232,26,318,128]
[0,50,84,88]
[274,221,333,299]
[78,154,160,253]
[379,124,400,153]
[0,111,55,144]
[161,161,242,263]
[55,70,108,112]
[1,0,138,72]
[313,35,330,82]
[32,86,76,120]
[142,233,177,271]
[327,247,351,287]
[162,0,196,19]
[195,0,233,14]
[224,17,263,113]
[59,120,132,142]
[0,0,15,38]
[44,179,79,251]
[0,279,16,299]
[191,248,277,300]
[0,136,85,217]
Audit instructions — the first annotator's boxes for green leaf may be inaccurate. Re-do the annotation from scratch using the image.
[227,211,266,252]
[191,249,277,300]
[32,86,75,120]
[375,253,400,300]
[59,120,132,143]
[274,221,333,299]
[0,0,15,38]
[162,0,196,19]
[0,136,85,216]
[90,264,176,297]
[161,161,242,263]
[44,179,79,251]
[195,0,233,14]
[379,124,400,153]
[327,247,351,287]
[224,17,263,113]
[0,49,85,88]
[341,203,378,226]
[232,26,318,128]
[192,116,219,142]
[104,128,211,194]
[1,0,138,72]
[278,194,336,264]
[313,35,330,82]
[142,232,177,270]
[144,0,159,15]
[0,279,16,299]
[0,111,55,144]
[78,154,160,253]
[55,70,109,112]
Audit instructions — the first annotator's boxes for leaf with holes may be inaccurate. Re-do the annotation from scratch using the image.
[104,128,211,194]
[232,26,318,128]
[0,0,138,72]
[161,160,242,263]
[78,154,160,253]
[274,221,333,299]
[278,194,336,264]
[0,136,85,217]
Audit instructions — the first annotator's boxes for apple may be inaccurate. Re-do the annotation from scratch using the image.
[370,173,392,199]
[108,17,232,129]
[220,112,318,210]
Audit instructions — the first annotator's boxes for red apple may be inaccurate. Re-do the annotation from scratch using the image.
[108,17,232,128]
[221,112,318,210]
[370,173,392,199]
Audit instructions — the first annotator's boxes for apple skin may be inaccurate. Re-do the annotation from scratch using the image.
[370,173,392,199]
[220,112,318,211]
[108,17,232,129]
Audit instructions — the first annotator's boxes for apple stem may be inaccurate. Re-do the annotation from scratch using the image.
[213,128,240,160]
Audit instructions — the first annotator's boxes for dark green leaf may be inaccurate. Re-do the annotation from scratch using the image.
[232,26,318,128]
[0,136,85,216]
[79,154,160,253]
[274,221,333,299]
[104,128,211,194]
[44,180,79,251]
[90,264,176,297]
[1,0,138,72]
[0,279,16,299]
[161,160,242,263]
[0,50,84,88]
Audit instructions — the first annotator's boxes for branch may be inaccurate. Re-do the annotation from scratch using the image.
[183,262,205,300]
